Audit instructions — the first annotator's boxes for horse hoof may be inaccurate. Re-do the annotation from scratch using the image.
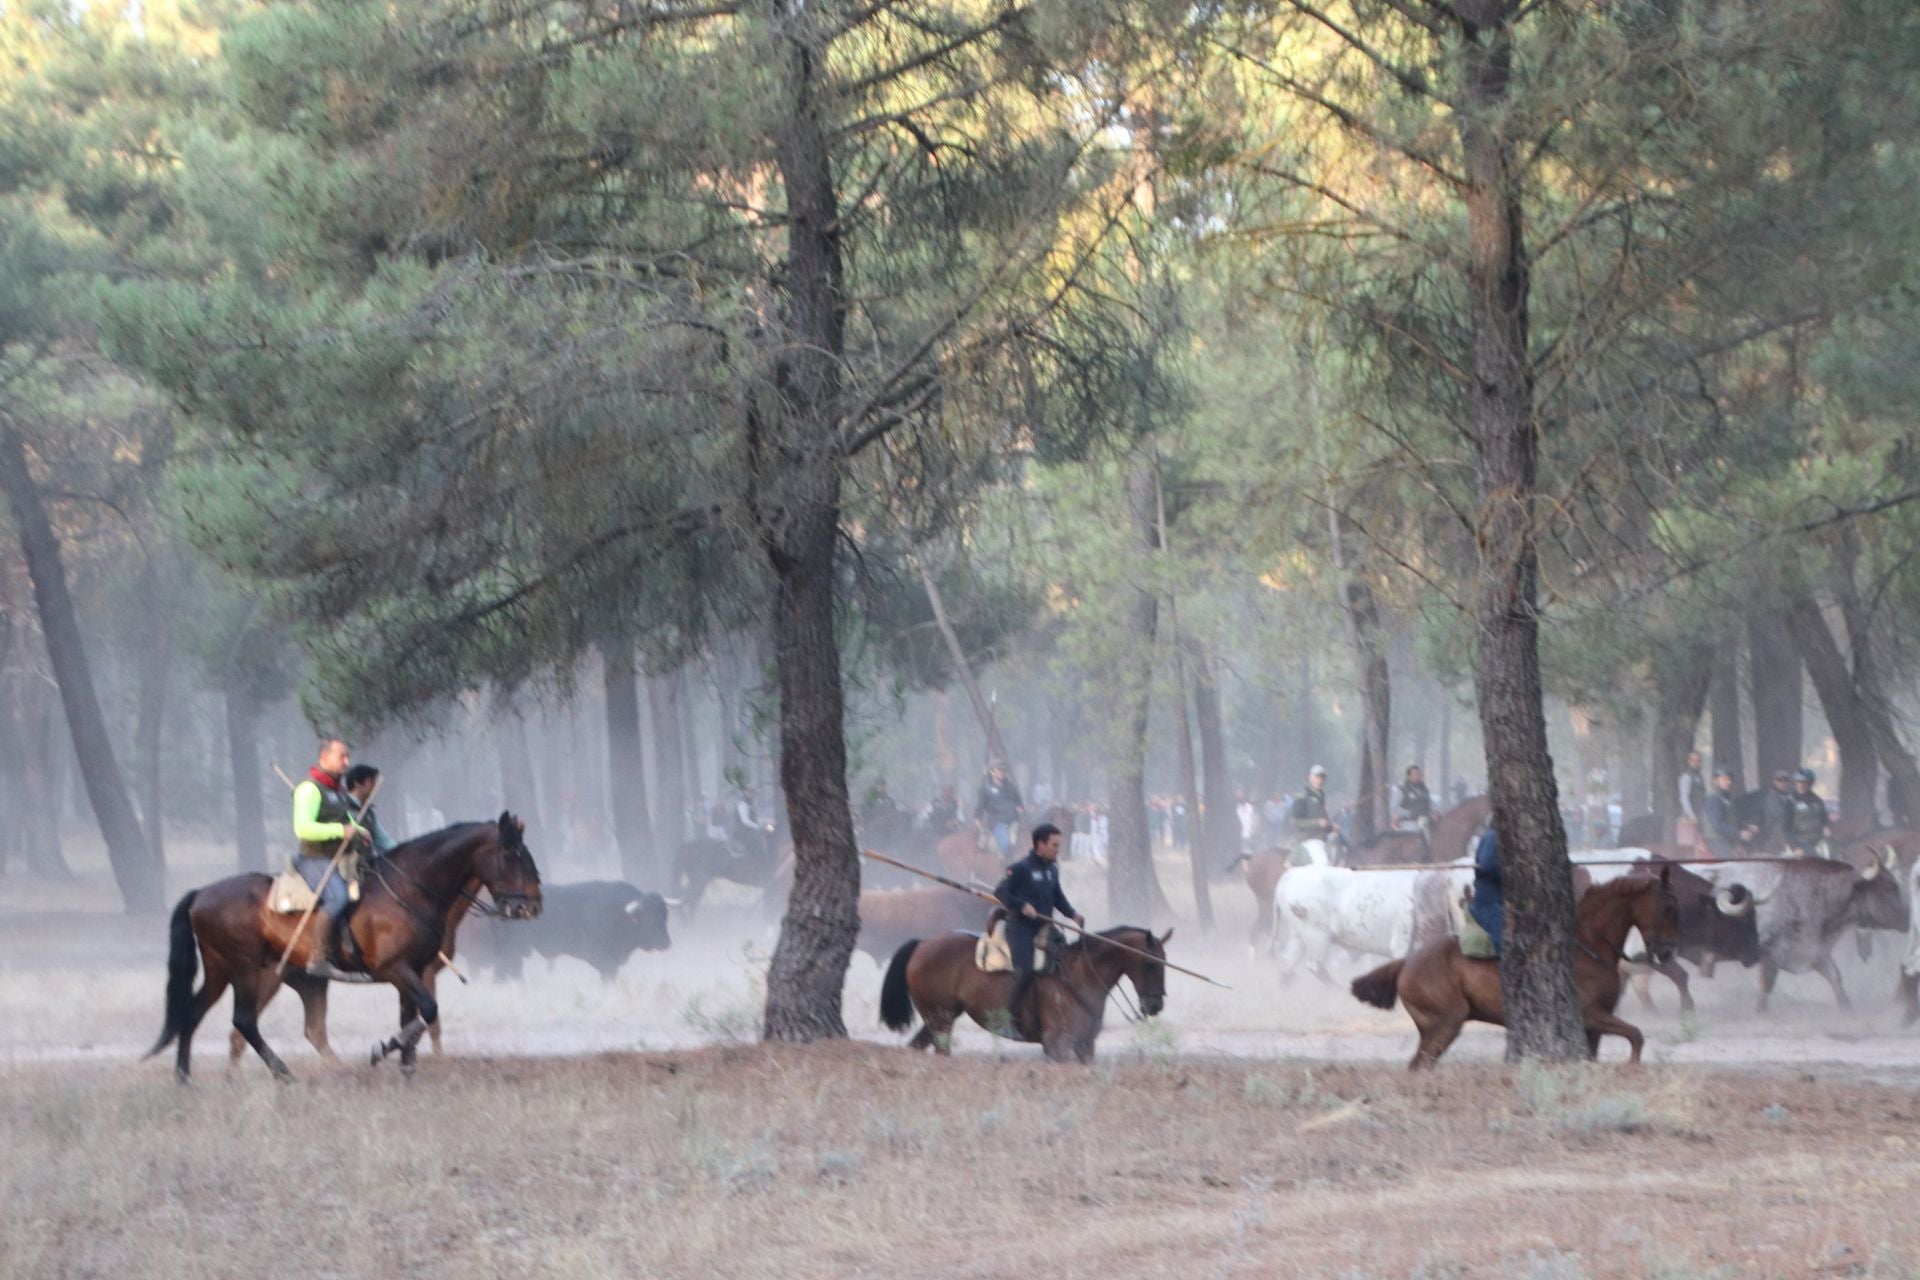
[370,1040,392,1066]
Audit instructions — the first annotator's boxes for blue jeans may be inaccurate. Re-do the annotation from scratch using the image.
[991,822,1014,857]
[297,855,351,919]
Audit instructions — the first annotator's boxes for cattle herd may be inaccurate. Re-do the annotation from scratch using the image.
[426,830,1920,1066]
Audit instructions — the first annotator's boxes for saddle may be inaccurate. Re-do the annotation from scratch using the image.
[974,909,1057,974]
[1453,886,1497,960]
[267,854,364,914]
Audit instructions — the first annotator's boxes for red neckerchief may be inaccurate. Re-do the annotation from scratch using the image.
[309,766,341,790]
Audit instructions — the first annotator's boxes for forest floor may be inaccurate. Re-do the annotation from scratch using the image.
[8,837,1920,1277]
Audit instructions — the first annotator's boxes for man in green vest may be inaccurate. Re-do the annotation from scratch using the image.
[292,738,370,976]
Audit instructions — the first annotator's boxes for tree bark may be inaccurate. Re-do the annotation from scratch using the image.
[495,711,544,830]
[1171,640,1214,929]
[1709,644,1745,789]
[1192,639,1239,877]
[1827,527,1920,830]
[1785,600,1879,827]
[0,416,154,910]
[1747,612,1803,783]
[1344,572,1392,846]
[760,0,861,1041]
[1650,639,1712,841]
[601,644,653,885]
[225,685,267,872]
[1108,446,1168,923]
[133,561,174,866]
[917,555,1012,769]
[648,672,688,855]
[1458,0,1586,1061]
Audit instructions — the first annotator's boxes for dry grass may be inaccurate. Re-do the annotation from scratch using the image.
[9,1046,1920,1279]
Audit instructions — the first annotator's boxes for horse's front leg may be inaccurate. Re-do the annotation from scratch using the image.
[372,963,439,1078]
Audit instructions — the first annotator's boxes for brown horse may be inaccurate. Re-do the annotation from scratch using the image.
[148,814,540,1082]
[225,893,476,1067]
[880,924,1171,1064]
[1351,867,1679,1069]
[1227,849,1288,950]
[1343,794,1492,868]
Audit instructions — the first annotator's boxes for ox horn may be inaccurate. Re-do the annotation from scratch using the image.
[1863,856,1883,881]
[662,896,684,908]
[625,900,643,916]
[1714,885,1752,918]
[1882,844,1900,870]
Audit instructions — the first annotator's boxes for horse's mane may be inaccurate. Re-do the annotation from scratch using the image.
[1067,924,1158,955]
[386,820,498,859]
[1579,873,1658,913]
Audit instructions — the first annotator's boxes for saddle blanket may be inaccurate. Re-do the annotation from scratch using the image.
[974,916,1052,974]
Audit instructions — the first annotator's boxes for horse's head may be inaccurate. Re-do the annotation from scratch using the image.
[1636,865,1681,966]
[478,812,542,919]
[1114,926,1173,1018]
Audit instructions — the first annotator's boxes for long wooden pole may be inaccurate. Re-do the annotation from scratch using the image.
[1344,856,1804,873]
[275,772,379,976]
[859,849,1232,989]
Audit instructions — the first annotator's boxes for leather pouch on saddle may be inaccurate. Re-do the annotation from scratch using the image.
[268,865,318,915]
[974,910,1055,974]
[1453,887,1496,960]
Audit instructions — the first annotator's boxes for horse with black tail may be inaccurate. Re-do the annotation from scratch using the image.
[147,813,540,1082]
[879,925,1171,1064]
[1351,867,1679,1069]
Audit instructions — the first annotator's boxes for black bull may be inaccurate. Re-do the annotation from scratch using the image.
[468,880,672,980]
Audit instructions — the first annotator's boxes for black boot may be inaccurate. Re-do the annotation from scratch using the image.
[1000,970,1034,1040]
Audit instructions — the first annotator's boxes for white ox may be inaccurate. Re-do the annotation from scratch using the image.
[1274,861,1471,979]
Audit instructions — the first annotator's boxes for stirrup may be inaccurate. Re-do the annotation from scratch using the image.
[303,961,376,984]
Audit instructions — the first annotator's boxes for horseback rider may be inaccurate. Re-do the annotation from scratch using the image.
[1396,764,1433,833]
[1469,825,1503,957]
[975,762,1024,859]
[291,739,370,977]
[1290,765,1337,863]
[1702,765,1752,859]
[1788,767,1830,857]
[992,822,1084,1033]
[343,764,398,856]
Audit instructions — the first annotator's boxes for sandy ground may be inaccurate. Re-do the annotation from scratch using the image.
[8,835,1920,1276]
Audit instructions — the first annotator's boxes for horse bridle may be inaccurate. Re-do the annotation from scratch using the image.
[1576,882,1681,968]
[370,831,530,937]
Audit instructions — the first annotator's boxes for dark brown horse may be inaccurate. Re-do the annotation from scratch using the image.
[1343,794,1492,867]
[879,924,1171,1064]
[225,893,476,1067]
[1351,868,1679,1069]
[149,814,540,1082]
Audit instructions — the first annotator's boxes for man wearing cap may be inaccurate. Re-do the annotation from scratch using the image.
[1788,768,1830,857]
[1290,766,1336,864]
[1702,766,1752,859]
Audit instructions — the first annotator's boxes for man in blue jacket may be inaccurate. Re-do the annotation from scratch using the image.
[1470,826,1503,958]
[991,823,1084,1033]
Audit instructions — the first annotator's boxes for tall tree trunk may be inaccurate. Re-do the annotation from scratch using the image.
[601,644,653,884]
[1171,641,1214,929]
[678,668,703,819]
[760,5,861,1041]
[1785,601,1879,827]
[0,417,154,910]
[1192,640,1238,878]
[1828,527,1920,830]
[1296,657,1317,784]
[1709,644,1745,789]
[931,688,957,789]
[495,711,544,830]
[1327,510,1391,843]
[1458,0,1585,1061]
[1438,691,1453,800]
[917,555,1011,768]
[0,670,70,879]
[134,561,173,866]
[716,637,745,787]
[1748,612,1804,783]
[225,685,267,872]
[648,673,688,855]
[1108,447,1169,923]
[1650,640,1713,841]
